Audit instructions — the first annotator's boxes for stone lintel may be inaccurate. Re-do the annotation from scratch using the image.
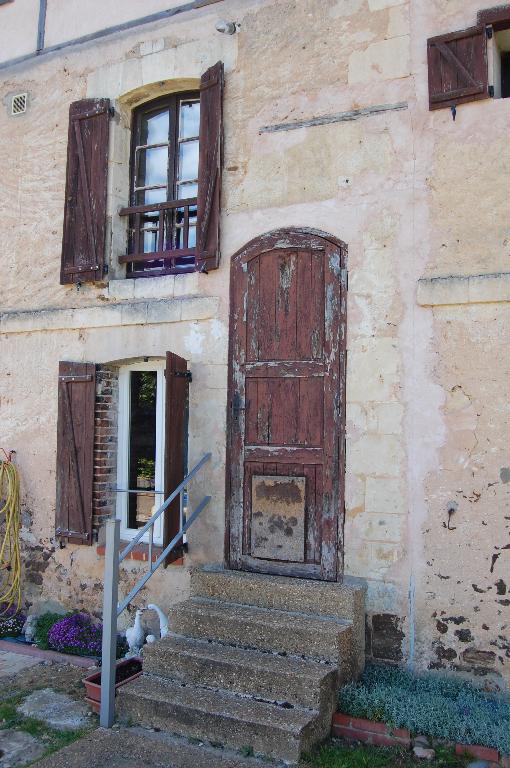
[0,296,219,335]
[417,272,510,307]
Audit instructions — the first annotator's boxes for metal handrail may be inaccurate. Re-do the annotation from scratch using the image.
[99,452,211,728]
[119,452,210,561]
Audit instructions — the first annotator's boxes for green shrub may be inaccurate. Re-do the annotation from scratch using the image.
[339,664,510,755]
[34,612,69,650]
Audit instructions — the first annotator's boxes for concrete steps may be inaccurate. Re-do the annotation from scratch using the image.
[116,565,366,764]
[169,597,353,663]
[118,674,325,763]
[143,632,338,709]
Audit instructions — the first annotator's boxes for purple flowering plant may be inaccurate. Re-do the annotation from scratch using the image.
[48,612,126,658]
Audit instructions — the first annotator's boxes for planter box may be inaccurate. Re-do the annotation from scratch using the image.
[83,657,142,713]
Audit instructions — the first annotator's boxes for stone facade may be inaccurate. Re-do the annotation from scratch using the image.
[0,0,509,684]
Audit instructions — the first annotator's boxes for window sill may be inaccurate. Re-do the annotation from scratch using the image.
[96,542,184,566]
[106,272,199,301]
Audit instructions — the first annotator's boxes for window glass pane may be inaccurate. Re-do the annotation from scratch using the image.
[177,181,198,200]
[128,371,157,529]
[137,187,167,206]
[188,226,196,249]
[142,229,158,253]
[140,108,169,145]
[179,100,200,139]
[138,146,168,187]
[178,140,199,183]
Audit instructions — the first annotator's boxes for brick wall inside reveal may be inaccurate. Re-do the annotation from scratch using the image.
[93,365,119,535]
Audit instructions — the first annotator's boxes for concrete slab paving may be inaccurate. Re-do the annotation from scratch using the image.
[33,727,285,768]
[0,650,42,678]
[0,729,46,767]
[17,688,91,730]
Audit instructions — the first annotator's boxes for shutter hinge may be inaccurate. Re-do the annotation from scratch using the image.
[489,85,495,97]
[486,25,493,39]
[174,370,192,382]
[108,106,116,118]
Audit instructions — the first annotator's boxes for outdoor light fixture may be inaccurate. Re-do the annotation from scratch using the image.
[215,19,237,34]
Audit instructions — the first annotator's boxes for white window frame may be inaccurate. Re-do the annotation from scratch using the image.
[116,360,166,545]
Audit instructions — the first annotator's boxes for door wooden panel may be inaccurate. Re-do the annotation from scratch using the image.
[226,229,347,581]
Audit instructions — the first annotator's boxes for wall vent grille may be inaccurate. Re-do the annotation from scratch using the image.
[11,93,27,116]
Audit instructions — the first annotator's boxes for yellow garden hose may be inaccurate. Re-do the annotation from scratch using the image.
[0,452,22,614]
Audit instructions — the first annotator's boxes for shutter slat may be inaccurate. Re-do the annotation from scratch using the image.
[164,352,189,565]
[55,361,96,545]
[60,99,110,284]
[196,62,224,272]
[427,26,488,110]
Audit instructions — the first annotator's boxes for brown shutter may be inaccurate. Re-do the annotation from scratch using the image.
[164,351,190,565]
[427,26,488,110]
[61,99,110,284]
[55,362,96,544]
[196,61,224,272]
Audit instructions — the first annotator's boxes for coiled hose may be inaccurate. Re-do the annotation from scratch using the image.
[0,451,21,614]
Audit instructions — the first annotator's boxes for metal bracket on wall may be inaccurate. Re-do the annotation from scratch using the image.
[174,370,192,381]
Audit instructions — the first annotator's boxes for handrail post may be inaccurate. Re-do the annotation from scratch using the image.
[100,518,120,728]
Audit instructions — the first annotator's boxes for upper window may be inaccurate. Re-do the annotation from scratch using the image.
[127,93,200,277]
[427,7,510,110]
[60,62,223,286]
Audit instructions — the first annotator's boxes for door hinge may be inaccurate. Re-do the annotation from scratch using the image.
[174,370,192,382]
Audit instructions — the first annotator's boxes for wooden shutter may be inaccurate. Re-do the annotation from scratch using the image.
[427,26,489,110]
[164,352,190,565]
[196,62,224,272]
[61,99,110,284]
[55,362,96,544]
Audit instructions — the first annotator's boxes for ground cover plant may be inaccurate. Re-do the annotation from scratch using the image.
[339,663,510,756]
[302,741,469,768]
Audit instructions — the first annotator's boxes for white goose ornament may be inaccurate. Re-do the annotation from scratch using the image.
[125,609,145,655]
[147,603,169,639]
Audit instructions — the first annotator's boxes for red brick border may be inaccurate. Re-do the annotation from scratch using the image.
[332,712,411,748]
[97,542,183,565]
[455,743,500,763]
[0,639,96,668]
[332,712,507,764]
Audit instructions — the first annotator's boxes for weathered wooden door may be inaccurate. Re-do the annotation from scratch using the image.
[226,229,347,581]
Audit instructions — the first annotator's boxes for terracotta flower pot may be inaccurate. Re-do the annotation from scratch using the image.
[83,657,142,713]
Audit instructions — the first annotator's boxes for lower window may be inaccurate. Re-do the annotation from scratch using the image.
[116,362,165,544]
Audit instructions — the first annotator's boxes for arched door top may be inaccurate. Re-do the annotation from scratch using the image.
[230,227,347,268]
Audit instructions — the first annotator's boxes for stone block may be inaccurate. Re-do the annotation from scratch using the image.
[365,477,405,515]
[468,272,510,304]
[417,275,469,306]
[368,0,406,9]
[358,512,404,543]
[348,434,403,477]
[368,612,405,661]
[180,296,219,321]
[108,279,135,300]
[348,36,410,84]
[347,338,400,402]
[133,275,175,299]
[146,299,181,325]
